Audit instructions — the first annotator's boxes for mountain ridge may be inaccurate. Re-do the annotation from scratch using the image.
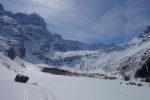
[0,3,119,63]
[0,3,150,78]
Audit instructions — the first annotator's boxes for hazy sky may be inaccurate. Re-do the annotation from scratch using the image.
[1,0,150,44]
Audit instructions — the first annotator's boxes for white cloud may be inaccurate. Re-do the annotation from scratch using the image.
[78,0,150,43]
[1,0,150,44]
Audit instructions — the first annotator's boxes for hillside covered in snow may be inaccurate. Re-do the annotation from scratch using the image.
[0,3,150,100]
[0,3,120,64]
[0,3,150,78]
[52,26,150,78]
[0,52,150,100]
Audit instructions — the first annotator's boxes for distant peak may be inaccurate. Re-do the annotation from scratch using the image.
[0,3,4,11]
[15,12,47,28]
[144,26,150,33]
[30,12,40,16]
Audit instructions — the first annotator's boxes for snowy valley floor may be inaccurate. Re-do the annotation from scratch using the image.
[0,68,150,100]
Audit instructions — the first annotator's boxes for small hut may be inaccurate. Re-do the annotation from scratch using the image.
[15,74,29,83]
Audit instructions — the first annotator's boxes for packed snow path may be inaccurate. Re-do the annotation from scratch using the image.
[40,85,57,100]
[0,81,55,100]
[23,86,28,100]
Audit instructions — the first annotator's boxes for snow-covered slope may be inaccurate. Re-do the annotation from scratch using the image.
[0,3,150,78]
[0,52,150,100]
[79,27,150,77]
[50,26,150,78]
[1,3,150,100]
[0,3,119,65]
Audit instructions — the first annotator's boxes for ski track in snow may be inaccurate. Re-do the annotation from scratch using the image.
[40,85,57,100]
[41,80,59,100]
[46,88,57,100]
[22,83,56,100]
[21,82,56,100]
[23,86,28,100]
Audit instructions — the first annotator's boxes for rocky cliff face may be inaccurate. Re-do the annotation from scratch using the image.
[0,3,117,63]
[0,14,25,59]
[0,3,150,78]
